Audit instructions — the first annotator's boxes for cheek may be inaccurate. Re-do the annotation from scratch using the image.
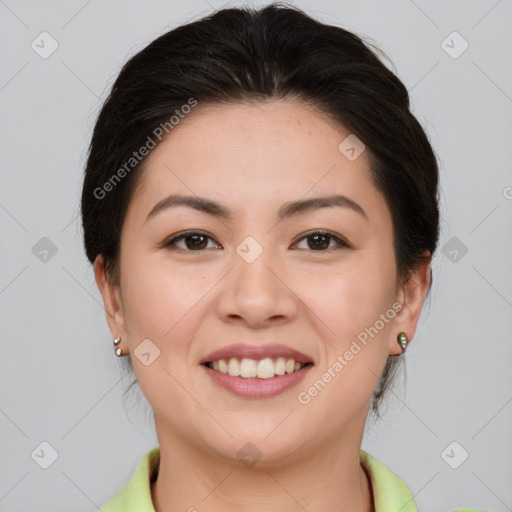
[301,259,395,344]
[305,260,396,407]
[121,257,209,422]
[121,251,208,338]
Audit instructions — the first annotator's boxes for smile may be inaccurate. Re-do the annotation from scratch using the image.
[202,359,314,399]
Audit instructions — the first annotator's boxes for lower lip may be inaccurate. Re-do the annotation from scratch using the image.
[202,364,313,399]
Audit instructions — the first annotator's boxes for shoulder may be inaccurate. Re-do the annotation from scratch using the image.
[100,446,160,512]
[360,449,417,511]
[101,489,126,512]
[360,450,488,512]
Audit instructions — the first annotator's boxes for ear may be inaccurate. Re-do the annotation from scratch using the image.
[388,250,432,355]
[94,255,126,341]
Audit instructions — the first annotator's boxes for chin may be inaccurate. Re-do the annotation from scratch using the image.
[210,422,310,467]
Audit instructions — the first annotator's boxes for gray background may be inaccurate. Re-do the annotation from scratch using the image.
[1,0,511,511]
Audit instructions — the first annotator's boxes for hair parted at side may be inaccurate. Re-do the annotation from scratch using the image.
[81,2,440,420]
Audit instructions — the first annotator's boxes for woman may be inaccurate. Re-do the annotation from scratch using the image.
[81,4,486,511]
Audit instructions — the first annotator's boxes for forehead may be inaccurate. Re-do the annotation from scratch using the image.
[126,99,391,229]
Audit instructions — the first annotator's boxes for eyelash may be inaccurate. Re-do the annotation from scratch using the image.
[163,230,350,252]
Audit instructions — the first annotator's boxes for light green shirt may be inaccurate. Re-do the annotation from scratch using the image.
[100,447,486,512]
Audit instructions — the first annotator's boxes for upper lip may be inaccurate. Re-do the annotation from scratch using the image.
[200,344,314,364]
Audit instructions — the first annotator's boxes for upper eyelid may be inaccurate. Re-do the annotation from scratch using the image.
[293,230,348,246]
[164,231,220,249]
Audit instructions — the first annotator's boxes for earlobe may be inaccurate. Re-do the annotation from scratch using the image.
[93,255,125,338]
[388,251,432,356]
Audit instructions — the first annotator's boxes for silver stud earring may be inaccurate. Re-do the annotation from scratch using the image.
[397,332,408,353]
[113,337,123,357]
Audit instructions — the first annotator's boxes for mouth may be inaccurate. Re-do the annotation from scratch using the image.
[200,344,314,398]
[204,357,313,379]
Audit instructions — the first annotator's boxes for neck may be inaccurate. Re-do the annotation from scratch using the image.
[151,419,374,512]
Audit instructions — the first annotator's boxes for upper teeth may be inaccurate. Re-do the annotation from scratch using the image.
[208,357,306,379]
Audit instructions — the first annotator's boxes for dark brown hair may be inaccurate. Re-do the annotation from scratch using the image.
[81,2,440,420]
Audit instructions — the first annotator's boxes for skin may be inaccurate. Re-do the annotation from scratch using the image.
[95,98,431,512]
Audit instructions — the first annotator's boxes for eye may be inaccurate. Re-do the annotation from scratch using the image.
[163,230,349,252]
[293,231,349,251]
[164,231,220,251]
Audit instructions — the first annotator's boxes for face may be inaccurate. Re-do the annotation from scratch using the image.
[96,99,429,465]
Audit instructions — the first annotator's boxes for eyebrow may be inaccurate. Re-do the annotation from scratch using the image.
[145,193,368,223]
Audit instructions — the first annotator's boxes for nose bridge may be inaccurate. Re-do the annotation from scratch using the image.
[234,234,281,298]
[216,234,297,326]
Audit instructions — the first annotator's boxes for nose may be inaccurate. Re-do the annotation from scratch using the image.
[215,245,298,329]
